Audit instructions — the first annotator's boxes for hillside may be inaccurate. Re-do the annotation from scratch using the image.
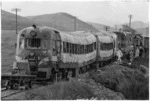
[123,21,148,29]
[135,27,149,36]
[1,10,35,30]
[130,21,149,29]
[2,10,98,32]
[26,12,99,32]
[88,22,115,31]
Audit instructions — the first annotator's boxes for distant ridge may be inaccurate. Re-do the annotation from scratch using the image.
[1,10,35,30]
[26,12,99,32]
[2,10,98,32]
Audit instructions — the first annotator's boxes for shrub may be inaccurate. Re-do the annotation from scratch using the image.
[25,80,95,100]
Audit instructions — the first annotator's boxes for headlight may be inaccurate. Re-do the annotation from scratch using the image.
[30,31,37,37]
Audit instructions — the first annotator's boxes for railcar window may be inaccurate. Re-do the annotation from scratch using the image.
[83,45,84,54]
[77,44,78,54]
[86,45,88,53]
[56,41,61,53]
[101,43,113,50]
[84,45,87,54]
[75,44,77,54]
[25,38,41,49]
[91,44,93,52]
[52,40,57,55]
[89,44,91,52]
[63,42,67,53]
[89,44,91,53]
[72,44,74,54]
[77,45,78,54]
[78,45,80,54]
[81,45,83,54]
[62,42,96,54]
[66,42,69,53]
[70,43,72,54]
[88,44,89,53]
[80,45,82,54]
[19,38,25,49]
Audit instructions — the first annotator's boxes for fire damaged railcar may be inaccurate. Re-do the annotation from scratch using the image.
[113,31,134,53]
[2,25,121,89]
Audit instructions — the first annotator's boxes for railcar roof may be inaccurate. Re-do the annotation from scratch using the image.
[59,31,96,45]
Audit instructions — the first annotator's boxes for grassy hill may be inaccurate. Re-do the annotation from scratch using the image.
[131,21,149,29]
[1,10,36,30]
[26,12,99,32]
[2,10,98,32]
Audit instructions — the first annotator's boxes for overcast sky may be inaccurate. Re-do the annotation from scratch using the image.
[2,0,149,27]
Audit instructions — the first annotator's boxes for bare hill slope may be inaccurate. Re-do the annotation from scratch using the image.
[26,12,99,32]
[2,10,98,32]
[1,10,35,30]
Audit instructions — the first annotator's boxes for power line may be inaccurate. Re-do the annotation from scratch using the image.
[11,8,21,34]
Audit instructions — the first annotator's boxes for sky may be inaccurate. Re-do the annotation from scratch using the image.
[1,0,149,27]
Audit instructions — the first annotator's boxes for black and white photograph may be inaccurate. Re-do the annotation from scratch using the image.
[1,0,149,100]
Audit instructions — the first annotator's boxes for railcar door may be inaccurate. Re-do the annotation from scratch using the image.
[52,30,61,63]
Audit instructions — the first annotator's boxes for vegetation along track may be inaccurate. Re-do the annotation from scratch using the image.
[1,60,116,100]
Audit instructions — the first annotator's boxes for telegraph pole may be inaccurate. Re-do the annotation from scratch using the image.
[11,8,21,34]
[74,16,76,31]
[104,26,110,31]
[129,14,133,28]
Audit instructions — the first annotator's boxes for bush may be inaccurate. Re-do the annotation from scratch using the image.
[25,80,95,100]
[90,65,149,100]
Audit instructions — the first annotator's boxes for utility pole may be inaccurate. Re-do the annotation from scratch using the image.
[74,16,76,31]
[129,14,133,28]
[104,26,110,31]
[11,8,21,34]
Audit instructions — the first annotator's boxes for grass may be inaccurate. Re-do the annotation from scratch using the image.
[132,57,149,68]
[25,80,95,100]
[90,64,149,100]
[1,30,17,73]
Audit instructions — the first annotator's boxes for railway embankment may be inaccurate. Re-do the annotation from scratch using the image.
[3,58,148,100]
[90,63,149,100]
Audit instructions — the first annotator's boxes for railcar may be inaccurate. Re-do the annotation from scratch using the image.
[113,31,133,53]
[100,30,118,58]
[93,31,116,67]
[12,26,97,81]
